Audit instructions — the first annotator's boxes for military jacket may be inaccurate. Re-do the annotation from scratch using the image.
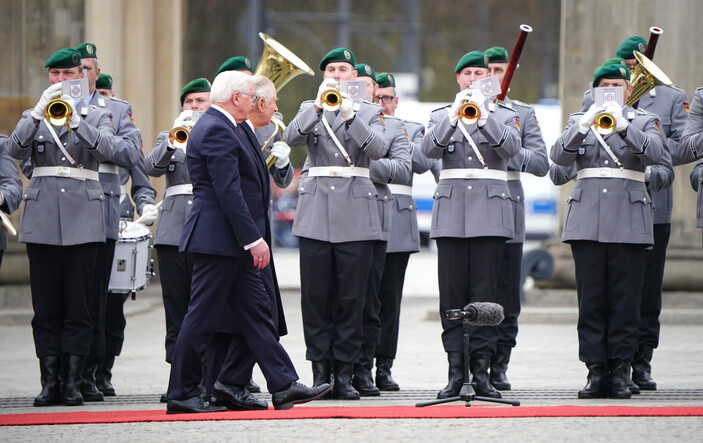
[690,159,703,228]
[421,100,521,239]
[681,87,703,164]
[551,107,665,245]
[7,107,118,245]
[283,100,387,242]
[0,136,22,250]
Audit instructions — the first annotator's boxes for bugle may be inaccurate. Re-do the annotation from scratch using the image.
[44,98,72,126]
[458,101,481,125]
[496,24,533,102]
[169,126,189,149]
[594,112,616,135]
[320,87,342,112]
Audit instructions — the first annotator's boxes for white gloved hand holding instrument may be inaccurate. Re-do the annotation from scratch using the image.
[31,83,63,121]
[270,141,291,169]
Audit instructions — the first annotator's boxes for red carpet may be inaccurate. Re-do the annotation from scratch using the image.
[2,405,703,426]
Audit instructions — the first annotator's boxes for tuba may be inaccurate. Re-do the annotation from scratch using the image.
[254,32,314,166]
[594,51,673,135]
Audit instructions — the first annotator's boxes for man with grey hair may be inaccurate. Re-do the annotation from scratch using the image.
[166,71,330,414]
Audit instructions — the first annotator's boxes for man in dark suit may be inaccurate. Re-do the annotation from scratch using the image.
[166,70,330,414]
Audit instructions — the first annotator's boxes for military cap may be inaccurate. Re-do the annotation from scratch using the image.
[96,73,113,90]
[180,77,212,106]
[599,57,629,69]
[593,63,631,88]
[215,56,253,76]
[75,42,97,59]
[355,63,376,81]
[485,46,510,64]
[615,36,647,59]
[319,48,356,71]
[454,51,489,73]
[45,48,81,69]
[376,72,395,88]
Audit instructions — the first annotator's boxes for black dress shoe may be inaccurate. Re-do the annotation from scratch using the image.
[246,378,261,393]
[212,380,268,411]
[160,393,168,403]
[272,382,332,410]
[166,395,228,414]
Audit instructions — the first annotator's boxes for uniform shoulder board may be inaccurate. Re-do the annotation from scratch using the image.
[110,97,130,105]
[431,104,451,113]
[510,99,532,109]
[695,86,703,93]
[570,111,585,118]
[497,102,516,112]
[636,108,657,116]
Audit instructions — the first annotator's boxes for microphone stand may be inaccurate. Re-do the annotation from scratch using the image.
[416,316,520,407]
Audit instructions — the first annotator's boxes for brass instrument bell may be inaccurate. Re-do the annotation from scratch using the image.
[44,98,72,126]
[320,88,342,112]
[594,112,616,135]
[458,101,481,125]
[169,126,190,149]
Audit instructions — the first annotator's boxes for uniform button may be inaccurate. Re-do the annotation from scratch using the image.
[467,186,472,190]
[110,191,114,195]
[643,198,647,202]
[187,200,192,205]
[61,188,65,193]
[501,192,506,197]
[409,204,413,209]
[61,157,66,161]
[368,192,372,196]
[334,153,339,157]
[330,185,336,190]
[38,135,43,140]
[517,195,521,200]
[23,194,27,198]
[300,187,305,192]
[171,154,176,159]
[468,156,473,161]
[450,136,454,141]
[602,189,608,193]
[384,195,388,200]
[604,160,609,165]
[63,142,67,146]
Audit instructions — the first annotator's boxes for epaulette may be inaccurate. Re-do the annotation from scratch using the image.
[431,104,451,113]
[695,86,703,93]
[570,111,585,117]
[110,97,130,105]
[636,108,657,116]
[497,102,516,112]
[510,99,532,109]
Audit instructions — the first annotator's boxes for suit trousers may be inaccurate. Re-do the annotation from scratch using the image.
[87,239,116,364]
[495,242,523,349]
[361,240,387,346]
[376,252,411,359]
[155,245,194,363]
[437,237,505,355]
[639,223,670,349]
[104,292,129,356]
[571,241,645,363]
[167,252,297,400]
[26,242,99,357]
[299,237,374,363]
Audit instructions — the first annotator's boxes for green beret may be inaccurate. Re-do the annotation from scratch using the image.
[615,36,646,59]
[599,57,629,69]
[485,46,509,64]
[180,78,212,106]
[319,48,356,71]
[593,63,631,88]
[215,56,253,76]
[454,51,489,73]
[96,73,113,90]
[75,42,97,59]
[355,63,376,81]
[45,48,81,69]
[376,72,395,88]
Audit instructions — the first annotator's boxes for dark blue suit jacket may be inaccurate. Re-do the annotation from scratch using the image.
[179,107,270,257]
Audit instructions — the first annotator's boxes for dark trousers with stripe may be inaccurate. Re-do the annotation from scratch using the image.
[156,245,194,363]
[639,223,669,349]
[361,240,387,346]
[376,252,411,359]
[87,239,116,364]
[495,242,523,349]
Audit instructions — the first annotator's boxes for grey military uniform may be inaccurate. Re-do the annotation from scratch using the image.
[551,107,665,245]
[7,107,118,245]
[582,86,684,223]
[89,93,142,239]
[146,131,192,246]
[690,159,703,228]
[283,100,387,242]
[681,87,703,164]
[369,115,412,241]
[503,97,549,243]
[0,136,22,251]
[421,101,521,239]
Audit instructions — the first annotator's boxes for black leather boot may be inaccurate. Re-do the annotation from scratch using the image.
[312,360,331,387]
[489,346,512,391]
[62,354,85,406]
[95,354,116,396]
[437,352,464,399]
[632,346,657,390]
[578,362,607,399]
[608,360,632,399]
[332,361,360,400]
[625,364,640,394]
[34,355,61,407]
[352,345,380,396]
[470,354,502,398]
[81,363,105,401]
[375,357,400,391]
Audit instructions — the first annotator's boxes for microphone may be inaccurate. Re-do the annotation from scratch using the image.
[446,302,504,326]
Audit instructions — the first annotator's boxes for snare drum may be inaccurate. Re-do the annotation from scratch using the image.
[109,221,153,294]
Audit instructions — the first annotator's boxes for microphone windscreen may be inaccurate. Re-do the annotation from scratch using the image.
[464,302,504,326]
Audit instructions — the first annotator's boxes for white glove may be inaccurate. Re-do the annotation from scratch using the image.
[467,89,489,126]
[605,102,629,133]
[644,166,652,182]
[31,83,63,120]
[173,109,194,129]
[0,192,4,207]
[139,203,159,226]
[447,89,473,126]
[315,79,339,110]
[62,95,81,129]
[579,103,604,134]
[270,141,291,168]
[339,93,355,121]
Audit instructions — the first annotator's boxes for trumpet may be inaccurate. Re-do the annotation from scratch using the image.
[169,126,190,149]
[594,112,616,135]
[458,102,481,125]
[320,87,342,112]
[44,98,72,126]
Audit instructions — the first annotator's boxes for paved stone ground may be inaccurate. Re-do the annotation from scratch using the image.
[1,250,702,440]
